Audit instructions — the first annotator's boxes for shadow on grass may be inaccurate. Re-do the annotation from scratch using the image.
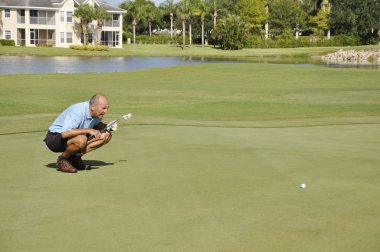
[46,159,127,171]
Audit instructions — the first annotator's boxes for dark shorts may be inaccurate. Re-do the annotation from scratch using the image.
[44,131,68,153]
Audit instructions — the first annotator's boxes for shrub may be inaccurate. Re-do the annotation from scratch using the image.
[244,34,361,48]
[69,45,109,51]
[0,39,15,46]
[214,15,249,50]
[123,33,183,45]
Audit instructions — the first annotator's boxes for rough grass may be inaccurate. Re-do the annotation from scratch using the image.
[0,64,380,251]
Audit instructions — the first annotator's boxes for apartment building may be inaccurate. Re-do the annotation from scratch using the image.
[0,0,126,48]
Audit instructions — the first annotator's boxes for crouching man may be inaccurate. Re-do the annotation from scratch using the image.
[44,93,116,173]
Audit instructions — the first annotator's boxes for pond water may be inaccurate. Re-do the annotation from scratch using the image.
[0,55,379,75]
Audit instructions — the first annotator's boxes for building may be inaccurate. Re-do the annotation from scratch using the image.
[0,0,126,48]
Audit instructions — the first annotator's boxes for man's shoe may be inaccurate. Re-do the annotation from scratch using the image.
[57,155,77,173]
[69,154,91,171]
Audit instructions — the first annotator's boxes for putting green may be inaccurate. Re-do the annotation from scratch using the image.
[1,123,379,251]
[1,64,380,251]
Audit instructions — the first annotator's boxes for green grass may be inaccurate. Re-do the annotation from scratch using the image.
[1,64,380,251]
[1,43,379,58]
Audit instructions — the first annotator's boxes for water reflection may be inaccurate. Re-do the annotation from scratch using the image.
[0,55,379,75]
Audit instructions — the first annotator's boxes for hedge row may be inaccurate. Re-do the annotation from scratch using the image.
[245,35,361,48]
[0,39,15,46]
[123,33,187,45]
[122,33,377,48]
[69,45,109,51]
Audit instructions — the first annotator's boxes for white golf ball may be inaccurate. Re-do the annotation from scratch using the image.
[300,183,306,189]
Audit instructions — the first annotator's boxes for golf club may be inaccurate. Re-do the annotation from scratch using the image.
[88,113,132,140]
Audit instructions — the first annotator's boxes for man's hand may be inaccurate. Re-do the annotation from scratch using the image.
[88,129,101,139]
[107,120,118,132]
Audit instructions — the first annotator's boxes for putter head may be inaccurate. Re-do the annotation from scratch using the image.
[123,113,132,120]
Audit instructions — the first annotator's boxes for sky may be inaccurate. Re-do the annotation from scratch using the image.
[105,0,166,7]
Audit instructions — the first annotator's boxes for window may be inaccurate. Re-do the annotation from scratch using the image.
[60,32,65,43]
[5,30,11,39]
[66,11,73,23]
[60,11,64,22]
[5,9,10,18]
[66,32,73,43]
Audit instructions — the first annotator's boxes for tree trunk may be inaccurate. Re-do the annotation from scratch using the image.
[170,13,173,39]
[182,20,186,49]
[213,12,217,29]
[149,20,152,37]
[133,25,136,45]
[189,22,192,47]
[201,20,204,46]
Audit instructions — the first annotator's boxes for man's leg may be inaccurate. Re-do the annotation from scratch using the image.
[62,135,88,158]
[84,131,112,154]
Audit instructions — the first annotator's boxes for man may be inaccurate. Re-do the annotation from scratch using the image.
[44,94,117,173]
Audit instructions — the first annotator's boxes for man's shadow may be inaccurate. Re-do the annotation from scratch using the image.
[46,160,127,171]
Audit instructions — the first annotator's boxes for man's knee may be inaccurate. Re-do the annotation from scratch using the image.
[71,135,88,149]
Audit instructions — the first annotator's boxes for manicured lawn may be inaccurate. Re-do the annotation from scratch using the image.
[1,43,379,58]
[0,64,380,251]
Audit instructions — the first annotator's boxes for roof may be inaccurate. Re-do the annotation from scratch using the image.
[0,0,126,12]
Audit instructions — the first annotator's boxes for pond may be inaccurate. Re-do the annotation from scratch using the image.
[0,55,379,75]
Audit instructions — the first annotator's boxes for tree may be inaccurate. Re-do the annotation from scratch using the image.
[330,0,380,41]
[234,0,268,34]
[193,0,209,46]
[160,0,177,39]
[309,0,330,38]
[120,0,149,44]
[214,14,250,49]
[93,7,111,45]
[73,4,95,45]
[267,0,304,37]
[177,0,191,48]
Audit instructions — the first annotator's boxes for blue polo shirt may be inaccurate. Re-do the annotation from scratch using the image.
[48,101,102,133]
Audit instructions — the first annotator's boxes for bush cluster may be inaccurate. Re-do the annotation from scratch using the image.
[0,39,16,46]
[123,33,185,45]
[36,44,53,47]
[245,35,362,48]
[69,45,109,51]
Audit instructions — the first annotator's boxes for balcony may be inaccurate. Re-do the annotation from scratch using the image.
[104,20,120,28]
[30,17,55,25]
[17,16,25,24]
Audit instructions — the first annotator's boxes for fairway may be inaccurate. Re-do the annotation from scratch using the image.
[1,64,380,251]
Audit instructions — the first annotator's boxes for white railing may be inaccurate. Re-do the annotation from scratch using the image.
[104,20,120,27]
[30,17,55,25]
[17,16,25,24]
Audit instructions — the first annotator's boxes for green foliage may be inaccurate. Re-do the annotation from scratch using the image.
[234,0,267,34]
[245,34,360,48]
[69,45,109,51]
[36,43,53,47]
[0,39,15,46]
[124,33,185,44]
[267,0,304,37]
[330,0,380,38]
[214,14,249,50]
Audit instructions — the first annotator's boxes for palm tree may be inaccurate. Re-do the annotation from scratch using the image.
[194,0,208,46]
[93,7,111,45]
[73,4,95,45]
[121,0,147,45]
[145,2,158,37]
[177,0,190,48]
[161,0,176,39]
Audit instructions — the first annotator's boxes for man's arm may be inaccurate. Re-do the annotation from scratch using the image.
[61,128,100,139]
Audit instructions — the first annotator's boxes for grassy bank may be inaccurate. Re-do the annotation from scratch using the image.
[1,64,380,251]
[1,44,379,58]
